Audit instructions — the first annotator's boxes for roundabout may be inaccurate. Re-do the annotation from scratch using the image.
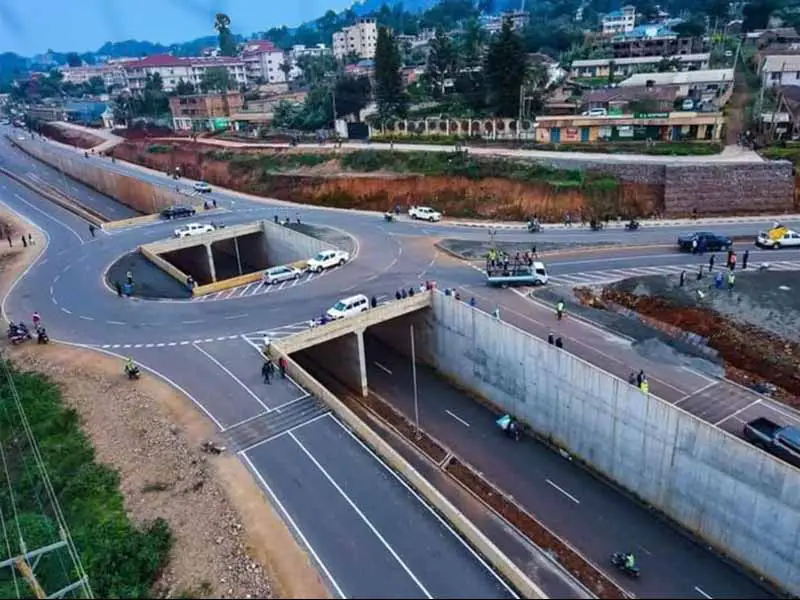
[0,129,793,600]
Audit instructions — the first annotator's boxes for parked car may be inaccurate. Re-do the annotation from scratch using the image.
[263,265,302,285]
[174,223,215,238]
[161,205,197,220]
[326,294,370,320]
[306,249,350,273]
[193,181,212,193]
[677,231,732,253]
[408,206,442,222]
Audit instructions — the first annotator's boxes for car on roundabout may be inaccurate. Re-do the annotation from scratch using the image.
[174,222,215,238]
[756,225,800,249]
[409,206,442,222]
[263,265,303,285]
[161,205,197,220]
[326,294,370,320]
[193,181,212,193]
[306,249,350,273]
[677,231,732,253]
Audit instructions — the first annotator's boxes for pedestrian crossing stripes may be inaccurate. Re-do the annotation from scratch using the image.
[192,267,338,302]
[546,260,800,287]
[97,321,312,350]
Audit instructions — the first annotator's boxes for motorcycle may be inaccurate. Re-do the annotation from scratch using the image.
[527,220,542,233]
[36,327,49,345]
[7,324,32,345]
[590,220,604,231]
[124,365,141,380]
[496,414,521,441]
[625,220,640,231]
[384,212,394,223]
[610,553,640,578]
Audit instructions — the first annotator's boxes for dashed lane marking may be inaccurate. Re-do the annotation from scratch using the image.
[192,267,338,302]
[97,321,312,350]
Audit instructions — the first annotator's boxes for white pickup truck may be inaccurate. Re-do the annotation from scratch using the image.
[408,206,442,222]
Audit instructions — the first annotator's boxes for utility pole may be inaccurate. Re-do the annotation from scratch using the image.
[331,87,338,122]
[410,324,420,438]
[518,84,525,139]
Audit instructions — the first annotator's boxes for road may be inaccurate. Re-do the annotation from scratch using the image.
[0,126,789,598]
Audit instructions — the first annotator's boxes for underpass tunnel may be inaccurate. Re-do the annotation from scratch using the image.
[160,245,215,285]
[210,233,269,280]
[292,311,434,399]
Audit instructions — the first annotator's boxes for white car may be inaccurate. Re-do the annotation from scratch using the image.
[409,206,442,222]
[306,249,350,273]
[193,181,212,193]
[756,228,800,249]
[326,294,370,320]
[174,223,215,238]
[263,265,302,285]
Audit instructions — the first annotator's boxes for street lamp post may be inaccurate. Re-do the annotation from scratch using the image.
[410,323,420,438]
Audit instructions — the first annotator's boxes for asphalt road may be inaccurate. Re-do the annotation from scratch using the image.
[0,127,792,598]
[360,336,773,599]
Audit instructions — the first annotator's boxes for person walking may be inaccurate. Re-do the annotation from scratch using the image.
[278,357,287,378]
[727,271,736,291]
[493,306,500,320]
[115,281,123,297]
[742,249,749,270]
[89,224,96,238]
[729,252,737,271]
[556,300,565,320]
[708,254,715,272]
[261,361,273,384]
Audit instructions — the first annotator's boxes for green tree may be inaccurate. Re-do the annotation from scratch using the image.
[66,52,82,67]
[673,19,707,37]
[215,12,237,56]
[426,28,457,99]
[86,76,105,96]
[460,18,487,67]
[175,79,195,95]
[200,67,231,93]
[334,75,372,119]
[484,20,527,117]
[742,0,782,31]
[296,54,338,87]
[374,26,407,121]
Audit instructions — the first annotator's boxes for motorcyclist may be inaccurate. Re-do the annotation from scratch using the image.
[32,311,41,329]
[124,358,138,376]
[37,327,48,344]
[624,552,636,570]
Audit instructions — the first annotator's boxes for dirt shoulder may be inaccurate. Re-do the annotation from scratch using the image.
[0,208,328,599]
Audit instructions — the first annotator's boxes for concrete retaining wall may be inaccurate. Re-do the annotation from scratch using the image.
[260,219,337,265]
[407,292,800,595]
[10,137,190,214]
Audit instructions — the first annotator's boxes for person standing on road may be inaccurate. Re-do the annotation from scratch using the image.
[727,271,736,291]
[115,281,122,297]
[89,224,96,238]
[708,254,715,271]
[278,357,287,378]
[261,361,273,384]
[729,252,737,271]
[679,270,686,287]
[31,312,41,329]
[493,306,500,320]
[556,300,565,320]
[742,249,749,270]
[126,270,133,285]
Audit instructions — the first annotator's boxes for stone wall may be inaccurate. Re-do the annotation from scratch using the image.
[663,162,796,216]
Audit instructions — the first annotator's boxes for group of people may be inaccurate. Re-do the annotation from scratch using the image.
[7,311,48,344]
[261,356,287,384]
[629,370,650,394]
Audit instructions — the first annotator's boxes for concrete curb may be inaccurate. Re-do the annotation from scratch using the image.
[269,339,548,599]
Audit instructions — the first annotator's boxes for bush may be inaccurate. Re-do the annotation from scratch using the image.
[146,144,172,154]
[0,362,172,598]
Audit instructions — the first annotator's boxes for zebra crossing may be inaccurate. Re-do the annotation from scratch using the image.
[547,259,800,287]
[192,266,338,302]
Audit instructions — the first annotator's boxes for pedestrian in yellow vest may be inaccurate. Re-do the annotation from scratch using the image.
[640,379,650,394]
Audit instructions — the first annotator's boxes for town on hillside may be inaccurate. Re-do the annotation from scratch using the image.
[1,0,799,153]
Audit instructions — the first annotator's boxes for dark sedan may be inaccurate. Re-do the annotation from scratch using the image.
[677,231,733,253]
[160,205,197,220]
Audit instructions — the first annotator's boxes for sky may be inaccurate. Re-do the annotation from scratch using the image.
[0,0,353,56]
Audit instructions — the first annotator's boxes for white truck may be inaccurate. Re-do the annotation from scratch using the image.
[408,206,442,222]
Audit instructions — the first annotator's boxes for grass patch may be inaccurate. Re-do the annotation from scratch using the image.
[0,361,172,598]
[760,144,800,164]
[226,152,335,174]
[146,144,172,154]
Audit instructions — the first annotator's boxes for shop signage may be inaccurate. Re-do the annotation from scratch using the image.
[634,112,669,119]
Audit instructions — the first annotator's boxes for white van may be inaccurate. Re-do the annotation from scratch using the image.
[326,294,370,320]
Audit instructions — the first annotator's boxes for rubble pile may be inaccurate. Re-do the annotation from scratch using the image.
[601,287,800,405]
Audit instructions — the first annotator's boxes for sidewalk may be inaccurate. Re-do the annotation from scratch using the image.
[147,135,764,164]
[53,122,124,153]
[461,285,800,438]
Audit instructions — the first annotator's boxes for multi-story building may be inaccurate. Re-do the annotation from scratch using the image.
[290,44,331,60]
[594,24,703,58]
[602,5,637,35]
[241,40,290,84]
[169,91,245,131]
[761,55,800,88]
[481,10,531,34]
[124,55,247,93]
[570,53,711,79]
[59,64,128,89]
[333,18,378,60]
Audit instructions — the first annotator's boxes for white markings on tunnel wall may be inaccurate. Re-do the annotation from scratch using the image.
[289,430,435,599]
[239,451,346,599]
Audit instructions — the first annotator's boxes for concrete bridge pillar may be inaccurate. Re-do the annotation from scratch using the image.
[204,243,217,282]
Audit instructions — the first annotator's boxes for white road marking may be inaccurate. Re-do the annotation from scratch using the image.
[78,315,93,321]
[224,313,248,320]
[12,193,84,243]
[694,586,713,599]
[445,409,470,428]
[714,399,761,426]
[61,307,71,314]
[373,361,393,375]
[546,479,581,504]
[239,452,345,599]
[107,320,125,325]
[237,412,330,453]
[289,431,434,599]
[674,381,720,405]
[191,342,270,412]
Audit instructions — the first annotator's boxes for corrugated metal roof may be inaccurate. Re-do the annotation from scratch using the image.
[762,54,800,73]
[572,53,710,68]
[619,68,733,86]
